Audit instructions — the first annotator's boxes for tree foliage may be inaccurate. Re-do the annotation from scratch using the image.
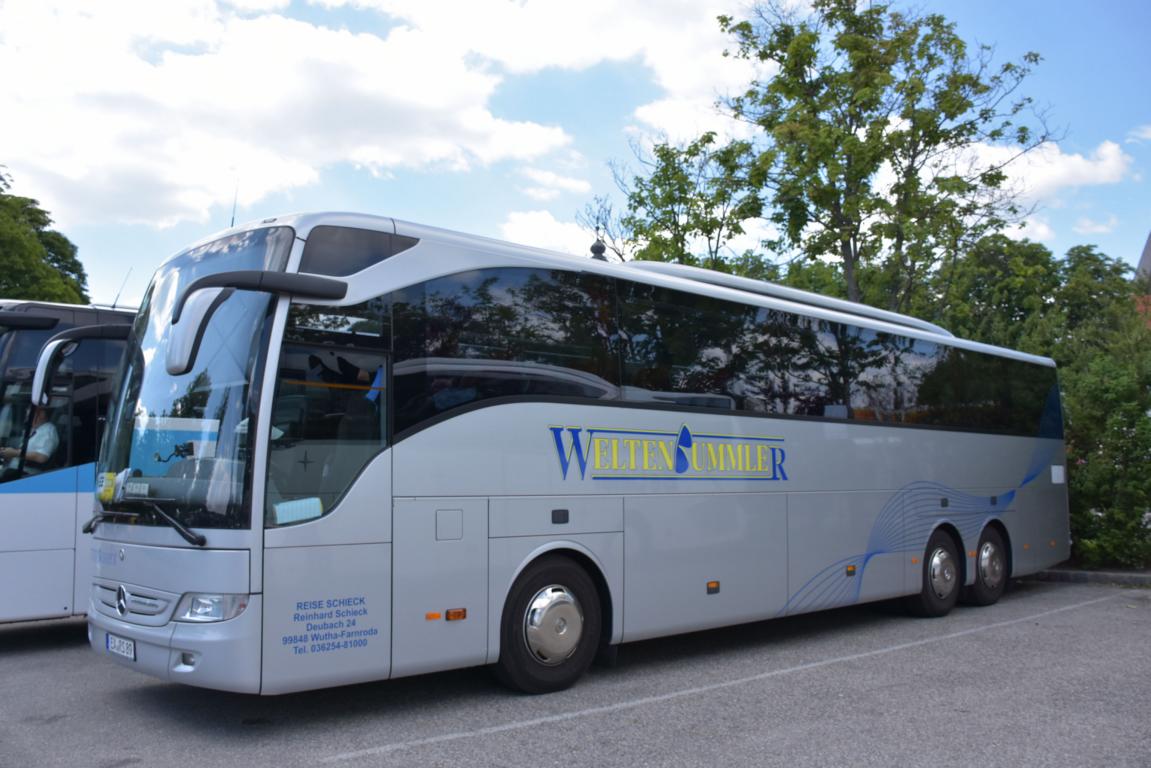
[0,169,89,303]
[933,236,1151,568]
[719,0,1048,305]
[620,133,761,272]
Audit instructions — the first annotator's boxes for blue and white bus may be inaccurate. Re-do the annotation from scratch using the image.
[85,213,1069,694]
[0,300,133,623]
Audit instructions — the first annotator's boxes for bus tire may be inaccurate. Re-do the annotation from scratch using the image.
[905,529,960,618]
[495,555,602,694]
[962,526,1007,606]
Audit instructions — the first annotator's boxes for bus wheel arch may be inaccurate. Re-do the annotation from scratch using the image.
[961,522,1010,606]
[494,550,607,694]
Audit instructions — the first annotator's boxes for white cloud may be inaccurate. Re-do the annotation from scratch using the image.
[321,0,760,144]
[1127,124,1151,142]
[1073,214,1119,235]
[2,0,764,229]
[222,0,291,11]
[500,210,595,257]
[631,97,754,146]
[1009,216,1055,242]
[518,167,591,201]
[985,141,1133,202]
[0,0,571,227]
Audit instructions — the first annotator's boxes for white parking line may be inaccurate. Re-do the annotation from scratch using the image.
[323,593,1119,763]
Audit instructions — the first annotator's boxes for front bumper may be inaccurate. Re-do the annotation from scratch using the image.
[88,594,264,694]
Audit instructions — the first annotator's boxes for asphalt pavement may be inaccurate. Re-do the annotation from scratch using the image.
[1,580,1148,767]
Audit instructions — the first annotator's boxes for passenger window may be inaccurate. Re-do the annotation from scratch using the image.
[265,302,388,527]
[391,268,619,435]
[617,282,745,411]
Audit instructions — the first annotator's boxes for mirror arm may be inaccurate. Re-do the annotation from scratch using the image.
[171,271,348,325]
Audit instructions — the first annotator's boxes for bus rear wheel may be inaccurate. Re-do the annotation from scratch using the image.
[962,527,1007,606]
[495,555,601,694]
[906,530,960,617]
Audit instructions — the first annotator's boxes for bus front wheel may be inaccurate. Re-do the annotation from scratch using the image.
[495,555,602,694]
[906,530,961,618]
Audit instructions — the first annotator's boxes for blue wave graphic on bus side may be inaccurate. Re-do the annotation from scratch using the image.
[780,440,1060,615]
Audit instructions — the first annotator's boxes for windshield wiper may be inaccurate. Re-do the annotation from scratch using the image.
[82,509,141,534]
[140,499,208,546]
[86,497,208,547]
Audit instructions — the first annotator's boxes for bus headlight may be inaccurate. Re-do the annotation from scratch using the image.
[173,593,249,623]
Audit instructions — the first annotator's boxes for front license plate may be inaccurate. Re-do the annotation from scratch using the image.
[106,633,136,661]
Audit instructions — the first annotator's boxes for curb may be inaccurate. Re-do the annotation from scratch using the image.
[1031,569,1151,587]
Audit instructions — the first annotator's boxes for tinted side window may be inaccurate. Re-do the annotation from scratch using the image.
[300,225,418,277]
[392,268,619,435]
[67,338,127,467]
[618,282,751,411]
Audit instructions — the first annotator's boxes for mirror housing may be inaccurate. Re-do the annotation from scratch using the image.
[166,270,348,377]
[32,323,132,406]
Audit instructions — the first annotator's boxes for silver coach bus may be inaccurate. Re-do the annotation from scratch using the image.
[83,213,1069,694]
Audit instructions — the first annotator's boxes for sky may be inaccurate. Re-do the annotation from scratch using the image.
[1,0,1149,306]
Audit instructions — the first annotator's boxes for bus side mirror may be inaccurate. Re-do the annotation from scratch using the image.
[31,340,72,406]
[166,287,235,376]
[166,271,348,376]
[32,323,130,405]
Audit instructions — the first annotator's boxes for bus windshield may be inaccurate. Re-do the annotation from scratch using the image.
[97,227,293,530]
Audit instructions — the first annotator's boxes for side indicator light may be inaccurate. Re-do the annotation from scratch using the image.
[706,581,720,595]
[425,612,442,621]
[1023,543,1031,550]
[446,608,467,621]
[911,557,920,565]
[968,551,977,558]
[1050,540,1057,548]
[845,565,856,577]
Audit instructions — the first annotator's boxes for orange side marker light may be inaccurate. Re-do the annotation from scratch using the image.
[446,608,467,621]
[425,612,442,621]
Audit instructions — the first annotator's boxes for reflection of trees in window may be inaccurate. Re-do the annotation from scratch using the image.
[618,282,753,408]
[391,269,619,434]
[167,371,212,418]
[386,266,1058,438]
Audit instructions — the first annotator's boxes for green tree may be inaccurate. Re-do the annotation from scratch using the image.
[0,169,89,303]
[934,234,1059,351]
[620,132,762,272]
[610,0,1047,305]
[1060,304,1151,569]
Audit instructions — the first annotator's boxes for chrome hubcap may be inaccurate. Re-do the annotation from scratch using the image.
[929,547,957,600]
[979,541,1004,590]
[524,585,583,666]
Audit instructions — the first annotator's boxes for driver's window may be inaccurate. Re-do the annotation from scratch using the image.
[265,300,388,527]
[0,356,71,482]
